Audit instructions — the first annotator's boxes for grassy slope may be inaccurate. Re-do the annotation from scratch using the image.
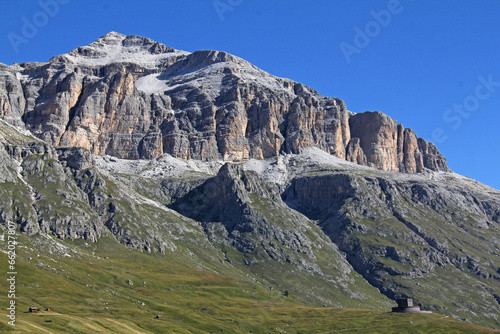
[345,175,500,329]
[246,193,392,311]
[291,164,500,329]
[0,234,498,334]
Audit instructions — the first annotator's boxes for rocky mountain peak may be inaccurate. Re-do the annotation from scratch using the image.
[0,33,449,173]
[58,32,186,70]
[94,31,127,45]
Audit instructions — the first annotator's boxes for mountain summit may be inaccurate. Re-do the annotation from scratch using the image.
[1,32,448,173]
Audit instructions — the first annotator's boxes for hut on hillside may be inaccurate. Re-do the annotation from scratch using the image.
[392,299,421,313]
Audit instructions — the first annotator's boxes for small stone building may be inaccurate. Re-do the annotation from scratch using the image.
[29,307,38,313]
[392,299,421,313]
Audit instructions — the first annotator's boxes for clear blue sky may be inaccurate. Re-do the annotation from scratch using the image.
[1,0,499,189]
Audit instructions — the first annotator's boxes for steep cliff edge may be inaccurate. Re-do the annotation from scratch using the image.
[0,32,449,173]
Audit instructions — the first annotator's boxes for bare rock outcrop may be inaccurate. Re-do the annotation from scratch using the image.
[348,111,448,173]
[0,32,449,173]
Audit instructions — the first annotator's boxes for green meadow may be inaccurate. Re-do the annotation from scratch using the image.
[0,233,497,334]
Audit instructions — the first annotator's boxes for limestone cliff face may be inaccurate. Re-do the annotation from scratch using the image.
[347,111,445,173]
[0,32,449,173]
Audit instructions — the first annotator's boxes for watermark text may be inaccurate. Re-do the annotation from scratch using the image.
[340,0,408,63]
[6,221,17,326]
[432,74,500,144]
[8,0,71,53]
[213,0,243,21]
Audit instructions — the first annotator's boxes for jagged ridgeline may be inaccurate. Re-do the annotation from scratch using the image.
[1,32,447,173]
[1,32,500,330]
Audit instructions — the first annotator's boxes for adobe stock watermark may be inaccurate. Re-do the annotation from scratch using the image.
[432,74,500,144]
[5,221,18,327]
[340,0,411,64]
[7,0,71,54]
[213,0,243,21]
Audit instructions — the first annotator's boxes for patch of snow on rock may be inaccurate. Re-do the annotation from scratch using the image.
[95,154,223,179]
[63,32,189,69]
[244,159,272,174]
[135,54,293,99]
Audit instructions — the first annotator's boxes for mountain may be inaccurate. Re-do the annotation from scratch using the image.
[1,32,448,173]
[0,32,499,331]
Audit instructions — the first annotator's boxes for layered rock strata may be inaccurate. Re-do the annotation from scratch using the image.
[0,32,449,173]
